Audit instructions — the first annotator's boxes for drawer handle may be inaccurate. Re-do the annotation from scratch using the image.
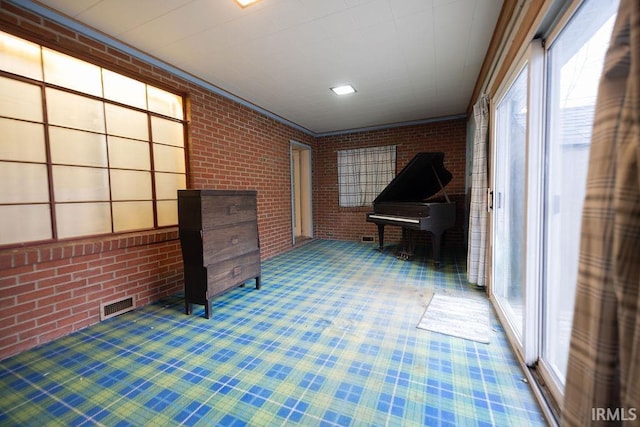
[231,236,239,245]
[233,266,242,276]
[228,204,238,214]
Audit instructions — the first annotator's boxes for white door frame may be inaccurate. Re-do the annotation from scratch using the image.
[490,44,542,366]
[290,141,313,245]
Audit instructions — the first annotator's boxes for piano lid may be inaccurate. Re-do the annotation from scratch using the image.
[373,152,452,203]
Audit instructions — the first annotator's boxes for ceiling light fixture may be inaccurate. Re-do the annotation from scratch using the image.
[234,0,261,8]
[331,84,356,96]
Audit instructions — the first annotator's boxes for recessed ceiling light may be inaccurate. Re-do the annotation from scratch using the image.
[331,85,356,96]
[234,0,261,8]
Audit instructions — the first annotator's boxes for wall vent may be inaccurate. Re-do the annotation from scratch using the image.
[100,296,135,321]
[361,235,375,243]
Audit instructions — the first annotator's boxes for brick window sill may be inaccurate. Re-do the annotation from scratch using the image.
[0,228,180,270]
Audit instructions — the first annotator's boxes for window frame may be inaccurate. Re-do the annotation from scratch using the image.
[0,32,188,248]
[337,145,396,208]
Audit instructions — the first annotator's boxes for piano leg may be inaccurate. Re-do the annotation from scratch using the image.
[376,224,385,251]
[431,232,443,268]
[398,228,415,261]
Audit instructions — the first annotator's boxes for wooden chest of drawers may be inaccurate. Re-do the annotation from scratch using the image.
[178,190,261,318]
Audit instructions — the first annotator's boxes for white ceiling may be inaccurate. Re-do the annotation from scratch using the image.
[28,0,503,135]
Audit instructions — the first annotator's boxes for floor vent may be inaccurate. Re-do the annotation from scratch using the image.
[100,296,135,321]
[361,235,375,243]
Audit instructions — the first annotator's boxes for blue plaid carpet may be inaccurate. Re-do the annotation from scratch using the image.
[0,240,544,426]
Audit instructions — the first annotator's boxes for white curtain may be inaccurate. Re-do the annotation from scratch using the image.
[338,145,396,207]
[338,149,361,207]
[467,95,489,287]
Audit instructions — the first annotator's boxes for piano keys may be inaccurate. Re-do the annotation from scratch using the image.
[366,152,456,266]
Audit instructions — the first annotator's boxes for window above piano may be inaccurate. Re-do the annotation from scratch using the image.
[337,145,396,207]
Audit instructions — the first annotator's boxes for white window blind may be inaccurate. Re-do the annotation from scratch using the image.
[337,145,396,207]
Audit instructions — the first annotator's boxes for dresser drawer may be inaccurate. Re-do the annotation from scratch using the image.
[206,250,261,297]
[178,190,257,230]
[202,221,259,265]
[202,194,256,228]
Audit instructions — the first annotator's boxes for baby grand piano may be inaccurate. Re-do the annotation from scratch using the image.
[366,152,456,266]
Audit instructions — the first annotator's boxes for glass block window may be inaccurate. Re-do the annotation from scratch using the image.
[0,31,187,246]
[337,145,396,207]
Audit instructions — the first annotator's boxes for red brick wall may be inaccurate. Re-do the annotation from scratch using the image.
[187,94,314,257]
[313,120,468,248]
[0,231,182,358]
[0,3,313,360]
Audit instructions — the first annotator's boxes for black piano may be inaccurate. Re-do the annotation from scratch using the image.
[366,152,456,266]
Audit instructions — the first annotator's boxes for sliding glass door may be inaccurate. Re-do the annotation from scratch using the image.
[490,0,619,409]
[492,65,528,347]
[540,0,618,400]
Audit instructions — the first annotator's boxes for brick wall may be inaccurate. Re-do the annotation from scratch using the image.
[0,231,182,358]
[187,94,314,257]
[0,2,313,360]
[314,119,468,249]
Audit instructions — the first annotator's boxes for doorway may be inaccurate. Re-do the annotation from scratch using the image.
[290,141,313,245]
